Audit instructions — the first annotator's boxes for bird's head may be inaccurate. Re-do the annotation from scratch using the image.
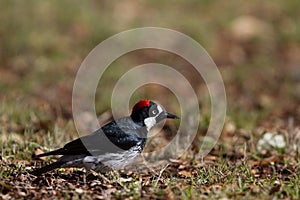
[130,99,179,130]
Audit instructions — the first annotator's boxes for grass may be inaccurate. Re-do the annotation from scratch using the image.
[1,111,299,199]
[1,0,300,199]
[1,137,300,199]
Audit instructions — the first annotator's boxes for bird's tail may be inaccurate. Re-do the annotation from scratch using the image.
[31,162,64,176]
[34,148,63,158]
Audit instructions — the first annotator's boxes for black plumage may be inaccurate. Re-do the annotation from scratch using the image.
[31,100,178,175]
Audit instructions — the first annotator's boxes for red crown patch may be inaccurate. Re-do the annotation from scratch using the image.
[132,99,150,111]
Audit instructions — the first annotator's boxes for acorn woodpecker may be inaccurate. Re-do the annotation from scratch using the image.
[31,99,179,175]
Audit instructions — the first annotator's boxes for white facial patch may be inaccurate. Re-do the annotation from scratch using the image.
[144,105,164,131]
[144,117,156,131]
[157,105,163,115]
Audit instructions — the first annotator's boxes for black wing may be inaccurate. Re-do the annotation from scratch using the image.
[36,119,142,157]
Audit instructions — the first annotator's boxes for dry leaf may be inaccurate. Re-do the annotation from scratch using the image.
[178,170,192,178]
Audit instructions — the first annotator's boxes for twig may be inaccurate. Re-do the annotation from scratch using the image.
[154,164,169,187]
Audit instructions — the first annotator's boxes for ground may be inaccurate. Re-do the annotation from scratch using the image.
[1,1,300,199]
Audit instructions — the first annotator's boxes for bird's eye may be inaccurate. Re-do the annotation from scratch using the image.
[152,110,157,115]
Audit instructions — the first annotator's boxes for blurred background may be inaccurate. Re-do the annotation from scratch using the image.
[0,0,300,146]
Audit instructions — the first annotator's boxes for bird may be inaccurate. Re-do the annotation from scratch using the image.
[31,99,179,175]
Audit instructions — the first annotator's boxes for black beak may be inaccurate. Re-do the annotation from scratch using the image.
[156,112,179,123]
[166,112,179,119]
